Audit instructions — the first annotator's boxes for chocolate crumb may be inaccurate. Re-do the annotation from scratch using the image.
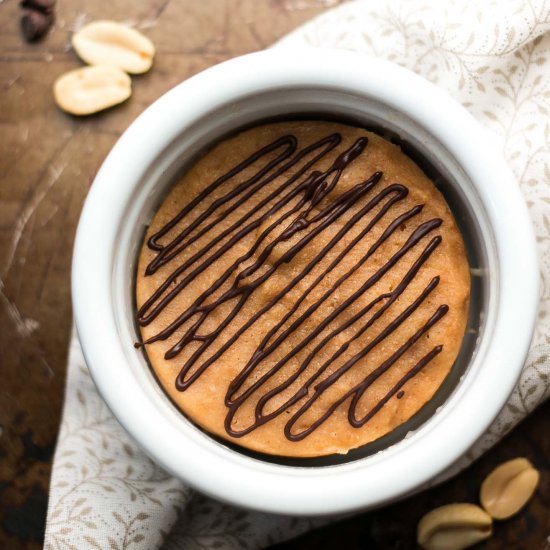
[20,0,55,15]
[396,390,405,399]
[19,0,55,42]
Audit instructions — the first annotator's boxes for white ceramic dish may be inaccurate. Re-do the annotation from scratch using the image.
[72,49,538,515]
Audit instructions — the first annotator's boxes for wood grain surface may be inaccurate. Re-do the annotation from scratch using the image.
[0,1,547,548]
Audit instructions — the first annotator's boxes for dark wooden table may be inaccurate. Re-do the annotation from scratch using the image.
[0,1,548,548]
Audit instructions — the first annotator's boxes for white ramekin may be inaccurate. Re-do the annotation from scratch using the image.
[72,49,538,515]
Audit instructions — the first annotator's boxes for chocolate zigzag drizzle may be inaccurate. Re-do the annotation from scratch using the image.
[137,131,447,442]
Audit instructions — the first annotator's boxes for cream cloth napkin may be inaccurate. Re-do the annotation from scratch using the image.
[45,0,550,548]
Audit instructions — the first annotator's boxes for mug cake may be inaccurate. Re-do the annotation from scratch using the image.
[74,50,538,514]
[135,120,470,458]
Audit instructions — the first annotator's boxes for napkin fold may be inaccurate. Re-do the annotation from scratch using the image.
[45,0,550,548]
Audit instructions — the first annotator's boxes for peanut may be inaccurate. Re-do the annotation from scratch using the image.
[417,503,492,550]
[72,21,155,74]
[53,65,131,116]
[480,457,540,520]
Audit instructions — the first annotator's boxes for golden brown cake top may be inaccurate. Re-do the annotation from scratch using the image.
[136,120,470,458]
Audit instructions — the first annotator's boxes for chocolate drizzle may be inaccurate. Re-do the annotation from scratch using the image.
[137,130,449,442]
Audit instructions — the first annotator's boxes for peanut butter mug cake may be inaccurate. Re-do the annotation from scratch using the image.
[135,120,470,458]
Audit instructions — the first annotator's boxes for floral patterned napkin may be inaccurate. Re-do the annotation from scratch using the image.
[45,0,550,548]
